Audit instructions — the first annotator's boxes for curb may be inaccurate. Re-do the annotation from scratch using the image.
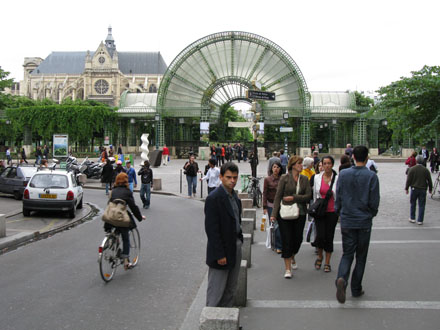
[0,203,97,255]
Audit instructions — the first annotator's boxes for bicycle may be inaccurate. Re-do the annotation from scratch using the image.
[243,176,262,208]
[98,226,141,282]
[431,172,440,199]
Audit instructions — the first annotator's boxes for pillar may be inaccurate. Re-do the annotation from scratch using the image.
[369,122,379,156]
[329,123,344,155]
[353,118,367,147]
[23,125,32,158]
[298,118,310,156]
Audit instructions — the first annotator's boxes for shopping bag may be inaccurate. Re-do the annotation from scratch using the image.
[265,223,274,249]
[306,219,315,243]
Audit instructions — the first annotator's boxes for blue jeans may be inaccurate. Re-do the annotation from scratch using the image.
[105,182,111,195]
[186,175,197,196]
[129,182,134,192]
[140,183,151,208]
[36,155,41,165]
[267,206,282,250]
[336,227,372,296]
[410,188,427,223]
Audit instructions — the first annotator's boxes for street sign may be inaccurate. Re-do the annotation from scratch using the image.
[280,127,293,132]
[246,90,276,101]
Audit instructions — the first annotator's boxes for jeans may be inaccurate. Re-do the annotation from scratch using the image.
[186,175,197,196]
[129,182,134,192]
[208,186,216,195]
[105,182,111,195]
[336,227,372,296]
[140,183,151,208]
[410,188,427,223]
[36,155,41,165]
[267,206,282,250]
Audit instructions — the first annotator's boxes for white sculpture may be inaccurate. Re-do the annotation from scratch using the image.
[140,133,150,161]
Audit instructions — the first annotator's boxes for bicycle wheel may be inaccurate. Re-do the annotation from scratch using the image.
[431,178,439,199]
[99,235,118,282]
[129,228,141,267]
[256,188,262,208]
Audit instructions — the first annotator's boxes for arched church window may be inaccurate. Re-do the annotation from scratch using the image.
[94,79,109,94]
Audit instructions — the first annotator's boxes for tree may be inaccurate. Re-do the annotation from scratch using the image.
[0,67,14,91]
[376,65,440,142]
[209,104,252,142]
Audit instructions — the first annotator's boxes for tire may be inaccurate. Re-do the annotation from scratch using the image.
[14,191,22,200]
[432,178,439,199]
[254,188,262,208]
[99,235,118,282]
[68,205,76,218]
[129,228,141,267]
[77,197,83,209]
[23,207,31,217]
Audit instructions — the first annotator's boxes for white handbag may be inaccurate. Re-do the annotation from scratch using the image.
[279,177,300,220]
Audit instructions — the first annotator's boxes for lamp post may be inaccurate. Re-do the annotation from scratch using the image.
[283,111,289,155]
[154,114,160,149]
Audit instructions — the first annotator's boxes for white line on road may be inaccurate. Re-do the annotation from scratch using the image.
[256,240,440,246]
[247,299,440,310]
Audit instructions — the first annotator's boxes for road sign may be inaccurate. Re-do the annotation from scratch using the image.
[280,127,293,132]
[246,90,276,101]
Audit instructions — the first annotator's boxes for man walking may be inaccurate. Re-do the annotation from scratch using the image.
[205,162,243,307]
[162,144,169,166]
[200,159,220,195]
[125,160,137,192]
[335,146,380,304]
[419,146,429,167]
[405,155,432,225]
[138,160,153,209]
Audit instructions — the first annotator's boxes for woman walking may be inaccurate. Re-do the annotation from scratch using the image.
[405,151,417,174]
[263,161,282,253]
[429,147,439,173]
[271,156,312,278]
[312,156,338,273]
[183,154,200,197]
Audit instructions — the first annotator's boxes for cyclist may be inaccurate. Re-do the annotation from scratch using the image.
[104,172,145,270]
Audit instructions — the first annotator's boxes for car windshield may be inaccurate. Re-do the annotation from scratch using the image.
[30,174,68,189]
[18,167,38,178]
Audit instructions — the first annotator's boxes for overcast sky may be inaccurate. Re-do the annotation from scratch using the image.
[1,0,438,93]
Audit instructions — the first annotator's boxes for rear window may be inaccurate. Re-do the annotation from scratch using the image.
[30,174,69,189]
[18,167,38,178]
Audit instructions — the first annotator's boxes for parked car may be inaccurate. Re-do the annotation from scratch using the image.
[22,170,84,218]
[0,165,38,200]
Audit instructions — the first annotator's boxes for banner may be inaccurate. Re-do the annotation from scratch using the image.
[53,134,68,157]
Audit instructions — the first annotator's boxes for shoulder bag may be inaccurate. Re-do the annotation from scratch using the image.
[102,198,131,227]
[279,176,301,220]
[307,171,336,218]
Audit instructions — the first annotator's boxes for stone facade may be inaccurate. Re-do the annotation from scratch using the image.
[20,27,166,107]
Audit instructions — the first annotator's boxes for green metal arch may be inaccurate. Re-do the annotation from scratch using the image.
[157,31,309,121]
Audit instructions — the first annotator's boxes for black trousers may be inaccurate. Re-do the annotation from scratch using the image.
[314,212,338,252]
[278,215,306,258]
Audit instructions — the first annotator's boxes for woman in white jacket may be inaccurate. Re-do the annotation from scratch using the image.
[312,156,338,273]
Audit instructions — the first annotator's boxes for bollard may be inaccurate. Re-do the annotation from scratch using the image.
[241,199,253,209]
[234,260,248,307]
[238,193,248,200]
[0,214,6,238]
[153,178,162,190]
[242,208,257,230]
[241,218,254,244]
[199,307,240,330]
[242,233,252,268]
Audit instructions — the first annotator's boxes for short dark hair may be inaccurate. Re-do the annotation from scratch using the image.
[144,160,150,167]
[353,146,369,162]
[208,158,216,166]
[220,162,239,175]
[340,154,350,164]
[280,149,284,155]
[322,155,335,166]
[269,161,282,176]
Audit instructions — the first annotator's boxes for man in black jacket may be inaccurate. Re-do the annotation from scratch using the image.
[204,162,243,307]
[138,160,153,209]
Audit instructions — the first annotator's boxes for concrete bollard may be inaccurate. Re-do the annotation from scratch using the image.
[238,193,248,200]
[235,260,248,307]
[199,307,240,330]
[242,208,257,230]
[241,218,254,244]
[242,233,251,268]
[241,199,253,209]
[0,214,5,238]
[152,178,162,190]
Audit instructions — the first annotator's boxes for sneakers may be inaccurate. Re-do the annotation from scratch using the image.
[291,260,298,270]
[336,277,346,304]
[284,270,292,279]
[417,221,423,225]
[409,218,416,223]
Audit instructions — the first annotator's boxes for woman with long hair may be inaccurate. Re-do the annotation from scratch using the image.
[271,156,312,278]
[263,161,282,253]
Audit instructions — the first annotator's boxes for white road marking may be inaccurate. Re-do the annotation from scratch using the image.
[247,299,440,310]
[256,240,440,246]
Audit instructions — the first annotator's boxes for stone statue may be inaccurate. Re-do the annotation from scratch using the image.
[140,133,150,161]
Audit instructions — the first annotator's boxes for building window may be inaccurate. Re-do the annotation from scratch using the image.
[98,56,105,64]
[149,84,157,93]
[94,79,109,94]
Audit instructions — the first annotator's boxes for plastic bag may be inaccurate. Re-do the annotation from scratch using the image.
[265,222,274,249]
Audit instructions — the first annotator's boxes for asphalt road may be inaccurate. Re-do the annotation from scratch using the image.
[0,189,207,330]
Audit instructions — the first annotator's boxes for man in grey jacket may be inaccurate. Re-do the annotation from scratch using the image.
[334,145,380,304]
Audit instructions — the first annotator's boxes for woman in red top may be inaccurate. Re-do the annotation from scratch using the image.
[311,156,338,273]
[405,151,417,174]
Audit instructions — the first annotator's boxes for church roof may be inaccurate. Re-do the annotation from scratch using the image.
[31,51,167,75]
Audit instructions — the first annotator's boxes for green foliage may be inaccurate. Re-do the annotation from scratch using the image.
[0,67,14,91]
[209,104,252,142]
[376,65,440,141]
[354,91,374,107]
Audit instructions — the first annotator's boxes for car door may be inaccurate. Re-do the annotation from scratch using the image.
[70,173,83,206]
[0,168,12,193]
[8,167,22,194]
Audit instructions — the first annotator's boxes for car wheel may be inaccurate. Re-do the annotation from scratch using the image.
[77,197,83,209]
[14,191,22,200]
[69,205,76,219]
[23,208,31,217]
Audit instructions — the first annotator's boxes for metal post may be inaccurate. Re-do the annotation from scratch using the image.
[200,172,203,199]
[180,169,182,194]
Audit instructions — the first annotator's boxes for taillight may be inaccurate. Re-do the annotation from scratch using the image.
[98,246,103,254]
[66,191,74,200]
[23,189,30,199]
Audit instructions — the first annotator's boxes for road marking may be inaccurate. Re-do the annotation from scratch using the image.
[40,219,59,232]
[256,240,440,246]
[247,299,440,310]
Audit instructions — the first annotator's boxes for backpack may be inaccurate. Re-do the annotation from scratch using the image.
[102,199,131,227]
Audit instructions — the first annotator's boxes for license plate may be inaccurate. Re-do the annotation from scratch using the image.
[39,194,57,199]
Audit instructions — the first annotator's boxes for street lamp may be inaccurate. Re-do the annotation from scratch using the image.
[283,112,289,155]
